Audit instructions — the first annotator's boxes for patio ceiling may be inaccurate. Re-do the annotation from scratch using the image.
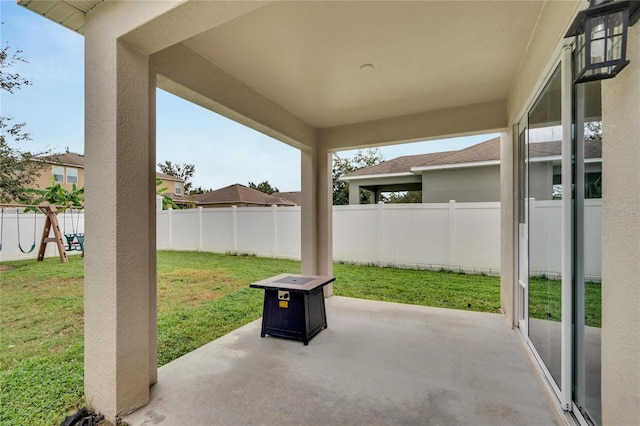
[20,0,581,150]
[182,1,544,129]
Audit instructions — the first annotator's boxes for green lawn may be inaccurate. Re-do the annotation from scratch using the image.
[0,251,599,425]
[528,276,601,327]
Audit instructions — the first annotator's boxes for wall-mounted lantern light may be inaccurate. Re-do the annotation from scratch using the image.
[566,0,640,83]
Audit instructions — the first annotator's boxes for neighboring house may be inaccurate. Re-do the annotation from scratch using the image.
[33,152,86,191]
[341,137,602,204]
[193,184,297,208]
[32,152,186,204]
[155,171,191,207]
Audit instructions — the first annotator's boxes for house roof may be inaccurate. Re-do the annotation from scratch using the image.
[344,151,456,178]
[155,172,184,183]
[40,152,86,167]
[193,184,297,207]
[343,138,602,179]
[528,139,602,160]
[423,137,501,167]
[272,191,302,206]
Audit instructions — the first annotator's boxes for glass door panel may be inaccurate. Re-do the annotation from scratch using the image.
[517,122,529,334]
[527,66,563,389]
[574,81,603,426]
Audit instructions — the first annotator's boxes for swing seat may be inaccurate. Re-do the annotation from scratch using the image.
[75,233,85,251]
[65,233,76,251]
[64,233,84,251]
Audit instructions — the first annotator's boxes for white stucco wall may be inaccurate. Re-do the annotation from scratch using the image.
[600,23,640,426]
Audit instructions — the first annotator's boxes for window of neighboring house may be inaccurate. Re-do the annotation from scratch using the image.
[52,166,64,183]
[175,182,182,196]
[66,167,78,184]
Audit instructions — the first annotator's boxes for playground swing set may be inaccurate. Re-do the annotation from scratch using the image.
[0,203,85,263]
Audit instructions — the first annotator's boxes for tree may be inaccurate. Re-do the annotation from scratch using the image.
[248,181,279,194]
[386,191,422,204]
[332,148,383,205]
[189,186,212,195]
[25,184,84,209]
[0,43,47,204]
[157,161,195,194]
[584,121,602,140]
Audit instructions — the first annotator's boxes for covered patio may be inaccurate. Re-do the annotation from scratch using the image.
[18,1,640,425]
[124,296,560,426]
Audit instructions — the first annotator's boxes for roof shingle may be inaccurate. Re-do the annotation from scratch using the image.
[194,184,296,207]
[343,137,602,178]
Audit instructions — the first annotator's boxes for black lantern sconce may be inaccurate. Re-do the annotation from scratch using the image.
[565,0,640,84]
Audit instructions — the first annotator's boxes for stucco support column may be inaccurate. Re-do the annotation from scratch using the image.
[84,33,156,419]
[301,146,334,295]
[499,130,515,327]
[348,182,360,205]
[601,24,640,426]
[369,188,378,204]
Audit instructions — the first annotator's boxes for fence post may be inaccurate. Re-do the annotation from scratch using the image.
[232,205,237,253]
[168,208,173,249]
[198,206,203,251]
[448,200,456,270]
[272,204,278,258]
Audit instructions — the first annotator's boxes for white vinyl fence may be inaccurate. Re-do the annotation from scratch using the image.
[332,202,501,273]
[1,201,603,279]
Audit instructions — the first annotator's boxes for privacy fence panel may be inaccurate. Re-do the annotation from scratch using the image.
[157,210,170,249]
[379,204,450,268]
[236,207,274,256]
[452,202,501,271]
[528,200,563,278]
[332,205,380,263]
[275,206,301,259]
[201,207,234,253]
[169,208,200,250]
[1,201,603,279]
[583,199,602,280]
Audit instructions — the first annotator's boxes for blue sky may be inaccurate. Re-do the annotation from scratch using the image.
[1,1,497,192]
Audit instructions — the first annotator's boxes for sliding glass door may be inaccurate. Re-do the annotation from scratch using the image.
[516,55,603,426]
[525,65,564,393]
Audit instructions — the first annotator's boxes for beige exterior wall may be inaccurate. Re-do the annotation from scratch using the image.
[157,177,182,197]
[601,24,640,426]
[31,163,86,191]
[421,165,500,203]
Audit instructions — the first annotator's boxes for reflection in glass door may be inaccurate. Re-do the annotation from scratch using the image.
[573,81,603,426]
[526,66,563,392]
[517,121,528,335]
[516,49,603,426]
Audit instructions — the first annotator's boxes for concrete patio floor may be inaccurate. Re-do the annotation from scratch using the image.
[125,296,561,426]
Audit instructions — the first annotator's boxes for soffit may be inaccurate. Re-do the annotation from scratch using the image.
[17,0,103,33]
[182,1,547,129]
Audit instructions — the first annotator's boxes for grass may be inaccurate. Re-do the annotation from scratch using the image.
[528,276,601,327]
[334,263,502,313]
[0,251,600,425]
